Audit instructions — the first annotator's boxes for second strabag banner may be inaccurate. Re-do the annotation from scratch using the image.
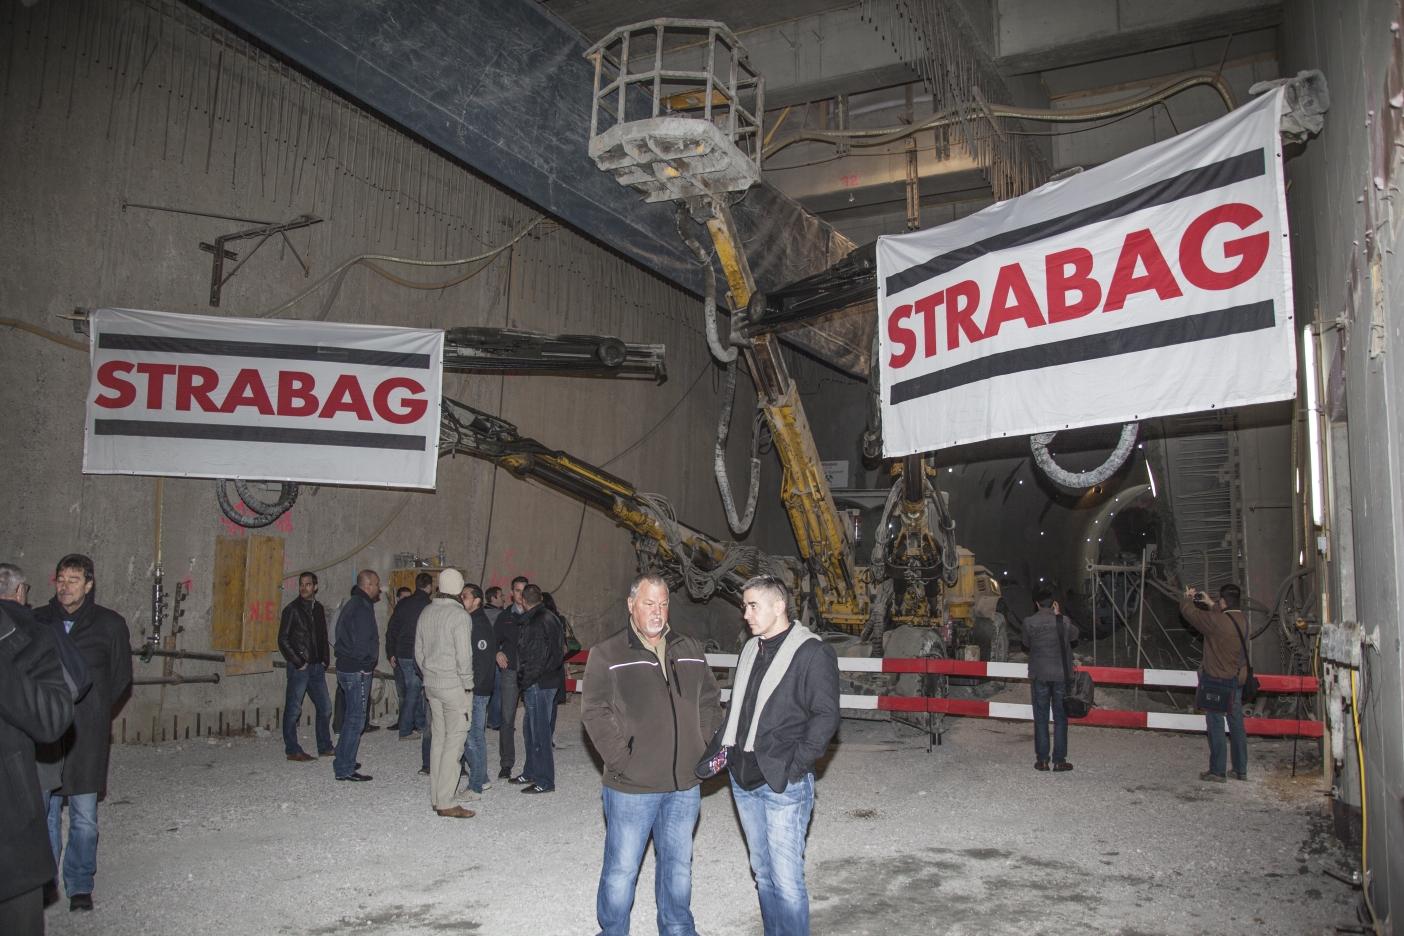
[876,87,1296,458]
[83,308,444,489]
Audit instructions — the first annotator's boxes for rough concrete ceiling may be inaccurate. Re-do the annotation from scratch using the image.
[539,0,858,43]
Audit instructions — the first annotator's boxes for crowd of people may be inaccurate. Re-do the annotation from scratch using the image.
[0,545,1257,936]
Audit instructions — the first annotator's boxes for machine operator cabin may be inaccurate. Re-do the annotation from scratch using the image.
[0,1,1394,934]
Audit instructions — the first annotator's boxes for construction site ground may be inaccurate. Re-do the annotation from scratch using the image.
[43,696,1357,936]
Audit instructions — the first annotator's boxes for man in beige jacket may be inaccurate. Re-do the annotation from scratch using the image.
[414,569,475,819]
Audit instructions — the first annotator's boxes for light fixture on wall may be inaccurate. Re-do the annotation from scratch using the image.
[1146,462,1157,498]
[1303,323,1325,528]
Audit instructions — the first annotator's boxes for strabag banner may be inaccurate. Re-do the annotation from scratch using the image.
[876,87,1295,457]
[83,308,444,488]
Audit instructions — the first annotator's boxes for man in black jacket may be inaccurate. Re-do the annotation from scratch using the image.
[278,571,333,762]
[494,597,523,779]
[332,570,381,782]
[723,575,839,936]
[1022,586,1079,772]
[460,583,495,798]
[0,600,73,934]
[512,584,563,794]
[386,573,433,740]
[34,554,132,913]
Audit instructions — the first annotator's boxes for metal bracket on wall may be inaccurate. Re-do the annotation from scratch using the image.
[203,214,322,306]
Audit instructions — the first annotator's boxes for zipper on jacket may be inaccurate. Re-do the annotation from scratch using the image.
[665,651,680,790]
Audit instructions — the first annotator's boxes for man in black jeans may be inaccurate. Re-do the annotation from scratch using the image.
[512,584,563,794]
[389,586,412,731]
[1022,586,1078,772]
[386,573,433,740]
[277,572,333,762]
[493,582,527,780]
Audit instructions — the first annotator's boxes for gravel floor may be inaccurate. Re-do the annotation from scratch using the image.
[41,697,1358,936]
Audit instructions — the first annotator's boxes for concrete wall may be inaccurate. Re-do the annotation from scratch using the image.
[0,0,773,737]
[1281,0,1404,918]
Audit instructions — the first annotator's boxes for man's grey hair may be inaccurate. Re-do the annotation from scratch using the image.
[629,572,669,600]
[0,563,25,600]
[742,574,788,609]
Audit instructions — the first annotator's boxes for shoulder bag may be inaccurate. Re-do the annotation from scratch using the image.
[1058,615,1095,719]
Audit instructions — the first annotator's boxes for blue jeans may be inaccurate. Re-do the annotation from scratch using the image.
[1206,684,1248,775]
[597,785,702,936]
[334,671,372,778]
[45,792,99,896]
[487,669,502,730]
[521,684,555,790]
[398,656,428,737]
[731,773,815,936]
[283,663,333,756]
[463,694,490,793]
[1031,679,1068,766]
[392,661,408,730]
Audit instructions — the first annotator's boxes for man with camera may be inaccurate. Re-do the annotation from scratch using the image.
[1180,584,1250,782]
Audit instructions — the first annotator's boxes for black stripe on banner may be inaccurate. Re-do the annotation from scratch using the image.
[888,300,1276,405]
[93,419,426,451]
[99,333,431,369]
[884,149,1266,296]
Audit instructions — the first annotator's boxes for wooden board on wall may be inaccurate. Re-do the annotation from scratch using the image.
[242,535,285,652]
[387,568,468,611]
[224,650,273,675]
[212,537,248,651]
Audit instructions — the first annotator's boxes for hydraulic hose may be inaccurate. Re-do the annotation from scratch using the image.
[713,359,762,535]
[763,70,1237,161]
[1351,670,1382,934]
[675,208,736,364]
[1031,423,1139,488]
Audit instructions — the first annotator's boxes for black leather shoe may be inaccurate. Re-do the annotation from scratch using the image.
[498,768,512,779]
[418,766,430,776]
[362,724,381,733]
[336,772,373,782]
[70,894,93,912]
[507,775,532,785]
[520,784,553,794]
[1034,760,1049,771]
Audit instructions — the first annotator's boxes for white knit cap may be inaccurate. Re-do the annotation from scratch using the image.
[437,568,465,596]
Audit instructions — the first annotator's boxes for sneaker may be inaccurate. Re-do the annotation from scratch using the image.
[455,788,482,802]
[520,784,553,794]
[70,894,93,912]
[336,772,373,782]
[1052,763,1074,772]
[435,806,476,819]
[481,781,492,791]
[507,774,532,785]
[1230,771,1249,781]
[1199,770,1228,783]
[1034,760,1049,771]
[418,766,430,776]
[287,752,316,762]
[401,731,423,741]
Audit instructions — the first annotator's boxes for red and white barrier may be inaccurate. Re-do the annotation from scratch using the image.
[562,651,1322,737]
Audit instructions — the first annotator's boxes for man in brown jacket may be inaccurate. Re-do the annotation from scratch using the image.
[1180,583,1250,782]
[581,573,723,936]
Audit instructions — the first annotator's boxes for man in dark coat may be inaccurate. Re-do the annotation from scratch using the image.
[34,554,131,913]
[461,583,495,798]
[278,571,333,762]
[512,584,564,793]
[0,581,74,932]
[1022,585,1079,772]
[385,572,433,739]
[333,570,381,782]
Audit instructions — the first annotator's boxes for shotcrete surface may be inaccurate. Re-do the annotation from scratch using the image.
[43,698,1354,935]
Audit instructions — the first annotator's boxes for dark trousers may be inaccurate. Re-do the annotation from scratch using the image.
[499,667,519,774]
[1031,679,1068,766]
[392,661,408,730]
[283,663,333,756]
[521,684,555,790]
[0,886,44,936]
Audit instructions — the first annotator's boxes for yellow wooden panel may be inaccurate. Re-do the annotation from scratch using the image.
[387,567,468,611]
[224,650,273,676]
[242,535,285,652]
[211,537,248,651]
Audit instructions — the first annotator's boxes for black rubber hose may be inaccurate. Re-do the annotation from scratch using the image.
[215,480,297,528]
[234,479,299,517]
[1253,566,1316,639]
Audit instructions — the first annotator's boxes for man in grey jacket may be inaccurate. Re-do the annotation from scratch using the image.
[1022,586,1078,772]
[415,569,475,819]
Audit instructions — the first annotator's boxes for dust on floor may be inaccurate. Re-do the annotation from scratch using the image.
[42,698,1358,935]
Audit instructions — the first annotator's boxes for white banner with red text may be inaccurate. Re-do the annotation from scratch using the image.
[83,308,443,488]
[876,88,1295,456]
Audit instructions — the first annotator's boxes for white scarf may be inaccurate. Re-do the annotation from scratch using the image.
[721,623,819,752]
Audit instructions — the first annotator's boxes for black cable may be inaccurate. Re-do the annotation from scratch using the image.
[601,360,712,468]
[549,503,588,593]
